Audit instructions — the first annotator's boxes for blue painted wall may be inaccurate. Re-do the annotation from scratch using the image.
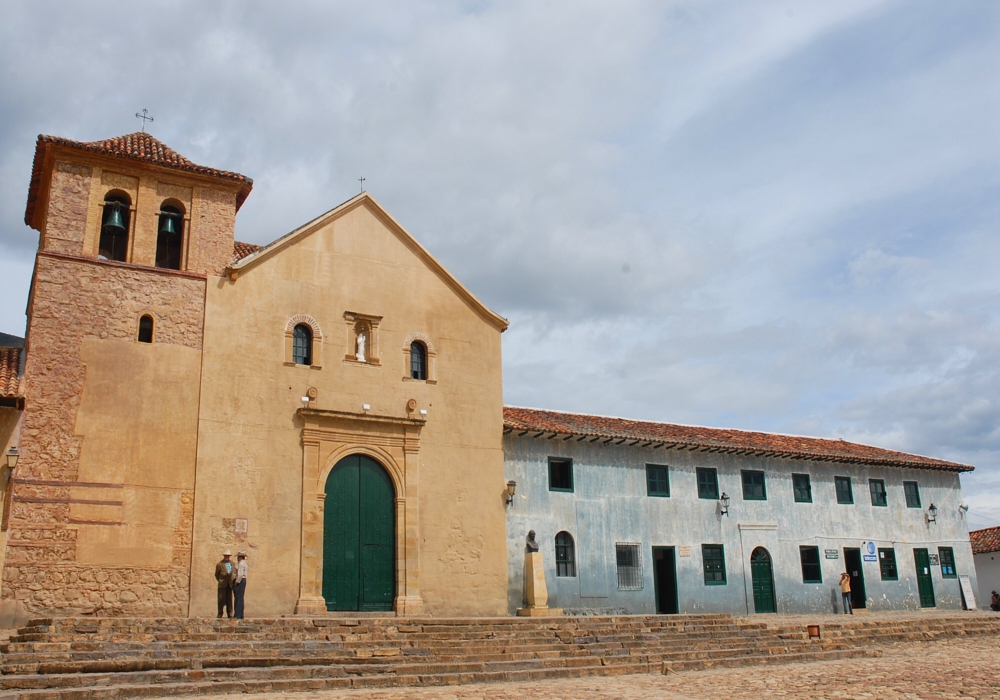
[504,434,976,616]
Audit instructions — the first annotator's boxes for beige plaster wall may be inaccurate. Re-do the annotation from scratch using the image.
[192,200,508,616]
[4,255,205,615]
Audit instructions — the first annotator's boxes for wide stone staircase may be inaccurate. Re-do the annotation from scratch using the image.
[0,612,997,700]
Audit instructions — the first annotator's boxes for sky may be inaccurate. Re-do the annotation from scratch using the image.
[1,1,999,528]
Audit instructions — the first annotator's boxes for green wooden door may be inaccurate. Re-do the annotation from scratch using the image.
[750,547,776,614]
[323,455,395,611]
[913,548,935,608]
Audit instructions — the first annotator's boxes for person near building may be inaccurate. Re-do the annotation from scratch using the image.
[991,590,1000,612]
[215,550,236,618]
[839,572,853,614]
[233,551,249,620]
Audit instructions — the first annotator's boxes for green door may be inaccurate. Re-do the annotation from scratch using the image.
[913,548,935,608]
[750,547,776,614]
[323,455,395,611]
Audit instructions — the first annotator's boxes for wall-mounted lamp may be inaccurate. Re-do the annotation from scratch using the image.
[301,396,310,409]
[719,492,730,517]
[927,503,938,523]
[362,404,371,412]
[5,447,18,471]
[958,503,969,517]
[505,480,517,506]
[419,409,428,417]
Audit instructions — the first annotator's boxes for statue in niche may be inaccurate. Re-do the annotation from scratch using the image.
[355,322,368,363]
[526,530,539,553]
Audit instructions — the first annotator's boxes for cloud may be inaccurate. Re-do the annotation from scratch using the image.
[2,0,1000,525]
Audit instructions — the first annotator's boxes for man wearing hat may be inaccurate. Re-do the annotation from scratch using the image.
[233,551,249,620]
[215,550,236,618]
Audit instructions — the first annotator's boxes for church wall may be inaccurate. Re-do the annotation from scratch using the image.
[3,254,205,615]
[43,159,92,256]
[191,201,507,617]
[505,435,974,616]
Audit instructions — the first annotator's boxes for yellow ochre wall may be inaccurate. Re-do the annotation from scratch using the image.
[190,198,508,617]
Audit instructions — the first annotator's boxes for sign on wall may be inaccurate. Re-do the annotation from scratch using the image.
[824,549,839,560]
[862,541,877,562]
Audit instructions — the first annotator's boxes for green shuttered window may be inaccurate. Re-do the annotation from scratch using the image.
[741,470,766,500]
[646,464,669,497]
[702,544,726,585]
[697,468,719,499]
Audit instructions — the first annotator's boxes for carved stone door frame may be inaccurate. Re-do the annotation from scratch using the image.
[294,408,424,616]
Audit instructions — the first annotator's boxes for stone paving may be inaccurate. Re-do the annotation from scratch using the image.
[168,635,1000,700]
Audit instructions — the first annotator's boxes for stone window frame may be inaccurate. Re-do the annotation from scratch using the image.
[284,314,323,369]
[137,313,155,344]
[401,332,437,384]
[343,311,382,366]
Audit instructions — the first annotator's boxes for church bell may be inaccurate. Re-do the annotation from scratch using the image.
[159,212,178,236]
[102,202,125,234]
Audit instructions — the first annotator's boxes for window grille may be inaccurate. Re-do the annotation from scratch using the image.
[555,532,576,577]
[615,543,642,590]
[878,548,898,580]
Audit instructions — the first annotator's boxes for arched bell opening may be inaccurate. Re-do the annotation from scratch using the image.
[156,200,185,270]
[322,454,396,611]
[99,191,132,262]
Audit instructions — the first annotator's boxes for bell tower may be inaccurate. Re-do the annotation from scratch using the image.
[3,133,253,617]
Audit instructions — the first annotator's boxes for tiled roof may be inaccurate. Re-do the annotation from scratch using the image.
[233,241,261,262]
[503,406,972,472]
[0,347,23,400]
[971,526,1000,554]
[25,133,253,229]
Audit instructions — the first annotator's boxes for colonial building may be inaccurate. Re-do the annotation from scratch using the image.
[0,131,979,620]
[503,408,977,615]
[970,527,1000,607]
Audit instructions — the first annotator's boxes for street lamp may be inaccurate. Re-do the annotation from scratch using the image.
[719,492,730,517]
[505,480,517,506]
[927,503,938,523]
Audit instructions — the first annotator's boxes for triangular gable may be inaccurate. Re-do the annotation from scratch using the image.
[226,192,509,332]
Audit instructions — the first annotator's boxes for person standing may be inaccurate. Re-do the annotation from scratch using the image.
[233,551,249,620]
[839,572,853,615]
[215,549,236,618]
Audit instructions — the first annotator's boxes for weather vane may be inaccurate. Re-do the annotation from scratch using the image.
[135,109,154,132]
[359,176,366,194]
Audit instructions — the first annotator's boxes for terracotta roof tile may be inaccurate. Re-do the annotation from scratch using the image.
[971,526,1000,554]
[0,347,23,400]
[503,406,972,472]
[25,133,253,229]
[233,240,261,263]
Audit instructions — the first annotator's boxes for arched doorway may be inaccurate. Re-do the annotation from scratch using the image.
[323,454,395,611]
[750,547,776,613]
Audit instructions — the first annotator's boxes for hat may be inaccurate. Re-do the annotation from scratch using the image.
[222,549,232,556]
[237,551,247,558]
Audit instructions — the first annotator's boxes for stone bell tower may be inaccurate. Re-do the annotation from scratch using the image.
[3,132,252,616]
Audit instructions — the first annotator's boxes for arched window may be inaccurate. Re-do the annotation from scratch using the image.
[156,204,184,270]
[99,192,131,262]
[410,341,427,380]
[555,531,576,577]
[137,315,154,344]
[292,324,313,365]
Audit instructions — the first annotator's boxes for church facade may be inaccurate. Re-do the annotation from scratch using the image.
[0,132,977,619]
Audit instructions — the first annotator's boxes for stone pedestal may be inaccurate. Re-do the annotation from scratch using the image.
[516,551,562,617]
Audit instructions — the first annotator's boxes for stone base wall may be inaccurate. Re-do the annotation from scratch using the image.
[1,565,189,616]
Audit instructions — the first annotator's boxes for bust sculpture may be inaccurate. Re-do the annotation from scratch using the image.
[526,530,539,552]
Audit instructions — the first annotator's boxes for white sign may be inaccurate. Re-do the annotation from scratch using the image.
[824,549,839,560]
[678,546,691,557]
[959,575,977,610]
